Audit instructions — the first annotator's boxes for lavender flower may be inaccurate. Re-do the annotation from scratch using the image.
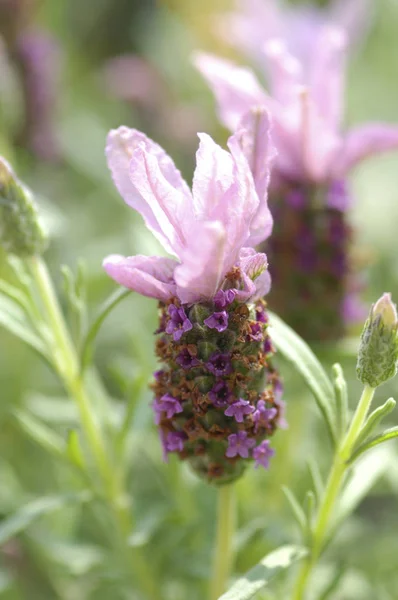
[253,440,275,469]
[204,311,229,332]
[103,121,281,483]
[253,400,277,432]
[195,15,398,342]
[207,353,233,377]
[226,432,256,459]
[224,399,254,423]
[165,305,192,341]
[208,381,233,407]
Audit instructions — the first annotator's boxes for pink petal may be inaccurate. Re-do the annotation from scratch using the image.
[334,124,398,175]
[239,248,271,298]
[103,254,178,301]
[308,27,346,131]
[192,133,235,220]
[330,0,373,49]
[235,108,276,245]
[106,127,193,256]
[174,222,227,304]
[194,52,273,131]
[263,38,303,105]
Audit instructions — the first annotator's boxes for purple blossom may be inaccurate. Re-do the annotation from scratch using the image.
[214,288,236,308]
[263,337,272,354]
[248,322,263,341]
[226,431,256,458]
[207,352,233,376]
[327,179,350,211]
[153,394,183,424]
[161,431,187,461]
[103,123,274,303]
[175,347,201,369]
[256,306,268,323]
[252,400,277,431]
[204,311,229,332]
[253,440,275,469]
[165,305,193,341]
[208,380,233,407]
[224,399,255,423]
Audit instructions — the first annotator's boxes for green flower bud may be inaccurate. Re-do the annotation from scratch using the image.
[356,293,398,388]
[0,158,48,257]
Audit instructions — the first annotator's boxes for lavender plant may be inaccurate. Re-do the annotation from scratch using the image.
[194,10,398,342]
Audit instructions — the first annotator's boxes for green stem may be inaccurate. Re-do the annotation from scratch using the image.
[210,484,236,600]
[27,256,160,600]
[292,385,375,600]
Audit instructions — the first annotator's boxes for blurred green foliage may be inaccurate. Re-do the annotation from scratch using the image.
[0,0,398,598]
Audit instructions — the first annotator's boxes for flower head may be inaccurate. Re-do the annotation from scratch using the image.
[103,119,274,304]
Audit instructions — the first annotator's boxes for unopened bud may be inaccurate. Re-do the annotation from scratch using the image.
[356,293,398,388]
[0,157,48,256]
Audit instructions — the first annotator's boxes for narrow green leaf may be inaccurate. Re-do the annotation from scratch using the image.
[282,486,306,533]
[80,287,131,371]
[0,492,91,545]
[349,425,398,463]
[219,545,307,600]
[268,312,337,445]
[307,459,324,506]
[333,446,392,531]
[318,564,345,600]
[66,430,85,470]
[14,410,65,458]
[332,363,348,439]
[0,292,49,357]
[353,398,396,451]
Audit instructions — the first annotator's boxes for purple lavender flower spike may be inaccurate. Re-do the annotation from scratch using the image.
[103,121,283,483]
[207,352,233,376]
[176,347,201,369]
[204,311,229,332]
[165,305,192,341]
[214,289,236,308]
[253,440,275,469]
[208,381,233,407]
[224,399,255,423]
[226,431,256,458]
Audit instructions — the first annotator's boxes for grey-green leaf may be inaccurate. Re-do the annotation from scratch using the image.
[268,312,337,445]
[80,287,131,371]
[0,492,91,545]
[282,487,306,534]
[353,398,396,452]
[219,545,307,600]
[0,292,48,357]
[14,410,65,458]
[332,363,348,439]
[349,425,398,463]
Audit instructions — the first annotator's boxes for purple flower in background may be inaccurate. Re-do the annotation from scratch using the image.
[207,352,233,376]
[224,399,255,423]
[214,288,236,308]
[103,117,274,304]
[204,311,229,332]
[153,394,183,424]
[165,305,192,341]
[195,24,398,187]
[248,322,263,341]
[175,347,200,369]
[253,440,275,469]
[226,431,256,458]
[208,380,233,407]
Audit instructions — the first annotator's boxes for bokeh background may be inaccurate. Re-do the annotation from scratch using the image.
[1,0,398,598]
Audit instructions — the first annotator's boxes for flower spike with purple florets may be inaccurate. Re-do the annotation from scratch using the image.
[195,8,398,342]
[103,115,283,483]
